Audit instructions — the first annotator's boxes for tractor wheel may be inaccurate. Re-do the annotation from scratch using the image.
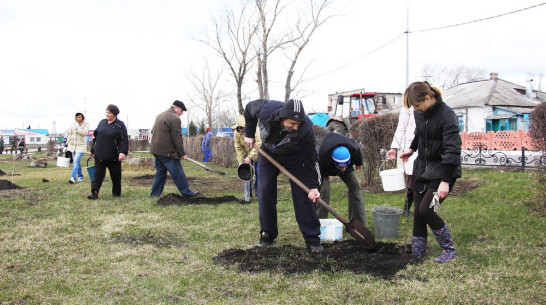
[326,121,348,135]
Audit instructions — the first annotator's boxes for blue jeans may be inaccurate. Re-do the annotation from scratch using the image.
[70,152,84,179]
[150,155,194,197]
[204,151,212,162]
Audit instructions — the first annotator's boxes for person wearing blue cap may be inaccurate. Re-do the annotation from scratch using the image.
[317,132,366,226]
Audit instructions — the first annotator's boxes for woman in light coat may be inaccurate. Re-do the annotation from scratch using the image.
[66,112,89,184]
[386,106,417,216]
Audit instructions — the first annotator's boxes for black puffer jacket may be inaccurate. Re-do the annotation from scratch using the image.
[318,132,363,177]
[409,98,461,191]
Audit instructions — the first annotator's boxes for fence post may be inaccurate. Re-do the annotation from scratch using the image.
[521,146,525,173]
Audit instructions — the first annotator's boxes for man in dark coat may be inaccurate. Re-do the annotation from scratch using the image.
[244,99,323,253]
[149,100,199,198]
[317,132,367,225]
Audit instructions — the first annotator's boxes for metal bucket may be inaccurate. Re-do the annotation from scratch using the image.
[86,157,95,181]
[372,206,403,238]
[237,163,254,181]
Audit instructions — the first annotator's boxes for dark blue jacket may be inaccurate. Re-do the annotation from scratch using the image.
[244,99,319,188]
[318,132,363,177]
[91,118,128,161]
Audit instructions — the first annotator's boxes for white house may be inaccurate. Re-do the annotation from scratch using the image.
[443,73,545,132]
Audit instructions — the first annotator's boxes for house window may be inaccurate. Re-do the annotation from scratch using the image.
[457,115,464,132]
[36,137,41,142]
[509,119,517,131]
[30,137,35,143]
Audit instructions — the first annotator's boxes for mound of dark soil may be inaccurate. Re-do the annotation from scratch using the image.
[157,193,240,206]
[214,240,421,279]
[0,180,23,190]
[0,169,6,176]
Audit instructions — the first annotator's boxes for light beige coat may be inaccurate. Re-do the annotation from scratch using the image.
[67,120,89,153]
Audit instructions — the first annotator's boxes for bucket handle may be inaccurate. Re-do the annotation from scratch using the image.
[86,156,93,167]
[379,158,393,172]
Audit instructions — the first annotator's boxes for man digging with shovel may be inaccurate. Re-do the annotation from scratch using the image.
[244,99,324,253]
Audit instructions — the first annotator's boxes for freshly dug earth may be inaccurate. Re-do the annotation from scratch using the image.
[0,169,6,176]
[0,179,23,190]
[157,193,241,206]
[214,240,421,279]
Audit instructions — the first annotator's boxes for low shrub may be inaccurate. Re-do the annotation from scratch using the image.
[350,112,398,184]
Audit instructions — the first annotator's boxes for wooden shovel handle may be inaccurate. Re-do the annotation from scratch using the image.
[254,145,350,224]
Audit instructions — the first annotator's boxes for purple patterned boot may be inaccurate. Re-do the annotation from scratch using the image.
[411,236,427,257]
[432,225,456,263]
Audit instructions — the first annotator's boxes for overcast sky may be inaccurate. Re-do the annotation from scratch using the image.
[1,0,545,133]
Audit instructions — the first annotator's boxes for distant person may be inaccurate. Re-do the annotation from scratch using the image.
[10,136,17,154]
[0,137,4,154]
[399,81,461,263]
[244,99,323,253]
[149,100,199,198]
[201,127,213,162]
[317,132,367,225]
[88,104,128,200]
[386,106,417,217]
[66,112,89,184]
[234,114,261,202]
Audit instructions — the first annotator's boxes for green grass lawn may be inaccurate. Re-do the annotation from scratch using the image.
[0,153,544,304]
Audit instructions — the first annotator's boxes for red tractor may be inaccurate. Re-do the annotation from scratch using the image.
[326,92,378,135]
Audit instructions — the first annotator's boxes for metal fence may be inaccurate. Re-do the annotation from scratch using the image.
[461,143,545,172]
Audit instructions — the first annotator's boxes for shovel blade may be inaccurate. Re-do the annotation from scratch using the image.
[344,218,376,249]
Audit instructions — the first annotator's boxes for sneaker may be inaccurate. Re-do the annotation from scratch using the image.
[306,243,324,253]
[257,231,273,248]
[77,177,84,183]
[183,191,199,198]
[69,177,75,184]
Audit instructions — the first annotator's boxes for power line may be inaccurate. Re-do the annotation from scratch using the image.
[303,32,406,82]
[411,2,546,33]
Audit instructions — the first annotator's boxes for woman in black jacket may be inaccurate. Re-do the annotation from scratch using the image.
[88,104,128,200]
[400,81,461,263]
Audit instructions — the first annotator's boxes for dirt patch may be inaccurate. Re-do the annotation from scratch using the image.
[450,179,481,197]
[130,174,242,194]
[157,193,243,206]
[214,240,420,279]
[0,179,23,190]
[0,169,6,176]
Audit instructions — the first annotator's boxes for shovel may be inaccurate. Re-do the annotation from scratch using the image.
[186,157,226,176]
[254,145,376,249]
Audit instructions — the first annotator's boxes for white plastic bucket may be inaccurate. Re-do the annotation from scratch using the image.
[379,159,405,192]
[56,157,70,168]
[319,219,343,241]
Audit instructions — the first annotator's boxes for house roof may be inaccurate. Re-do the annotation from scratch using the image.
[443,78,540,109]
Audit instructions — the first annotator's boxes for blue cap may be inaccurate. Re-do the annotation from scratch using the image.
[332,146,350,167]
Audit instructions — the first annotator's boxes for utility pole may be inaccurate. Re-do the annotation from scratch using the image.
[405,1,410,88]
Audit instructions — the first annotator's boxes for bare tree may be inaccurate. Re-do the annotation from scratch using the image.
[186,60,227,130]
[255,0,288,100]
[282,0,334,101]
[421,64,486,89]
[194,1,258,115]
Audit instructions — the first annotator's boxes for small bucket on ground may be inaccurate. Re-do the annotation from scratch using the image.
[379,158,405,192]
[319,219,343,241]
[56,156,70,168]
[86,157,95,181]
[372,206,403,238]
[237,163,254,181]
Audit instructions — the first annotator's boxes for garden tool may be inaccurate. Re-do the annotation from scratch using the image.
[186,157,226,176]
[254,145,376,249]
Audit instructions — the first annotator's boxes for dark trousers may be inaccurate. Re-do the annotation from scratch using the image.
[91,158,122,196]
[257,152,321,244]
[413,188,446,237]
